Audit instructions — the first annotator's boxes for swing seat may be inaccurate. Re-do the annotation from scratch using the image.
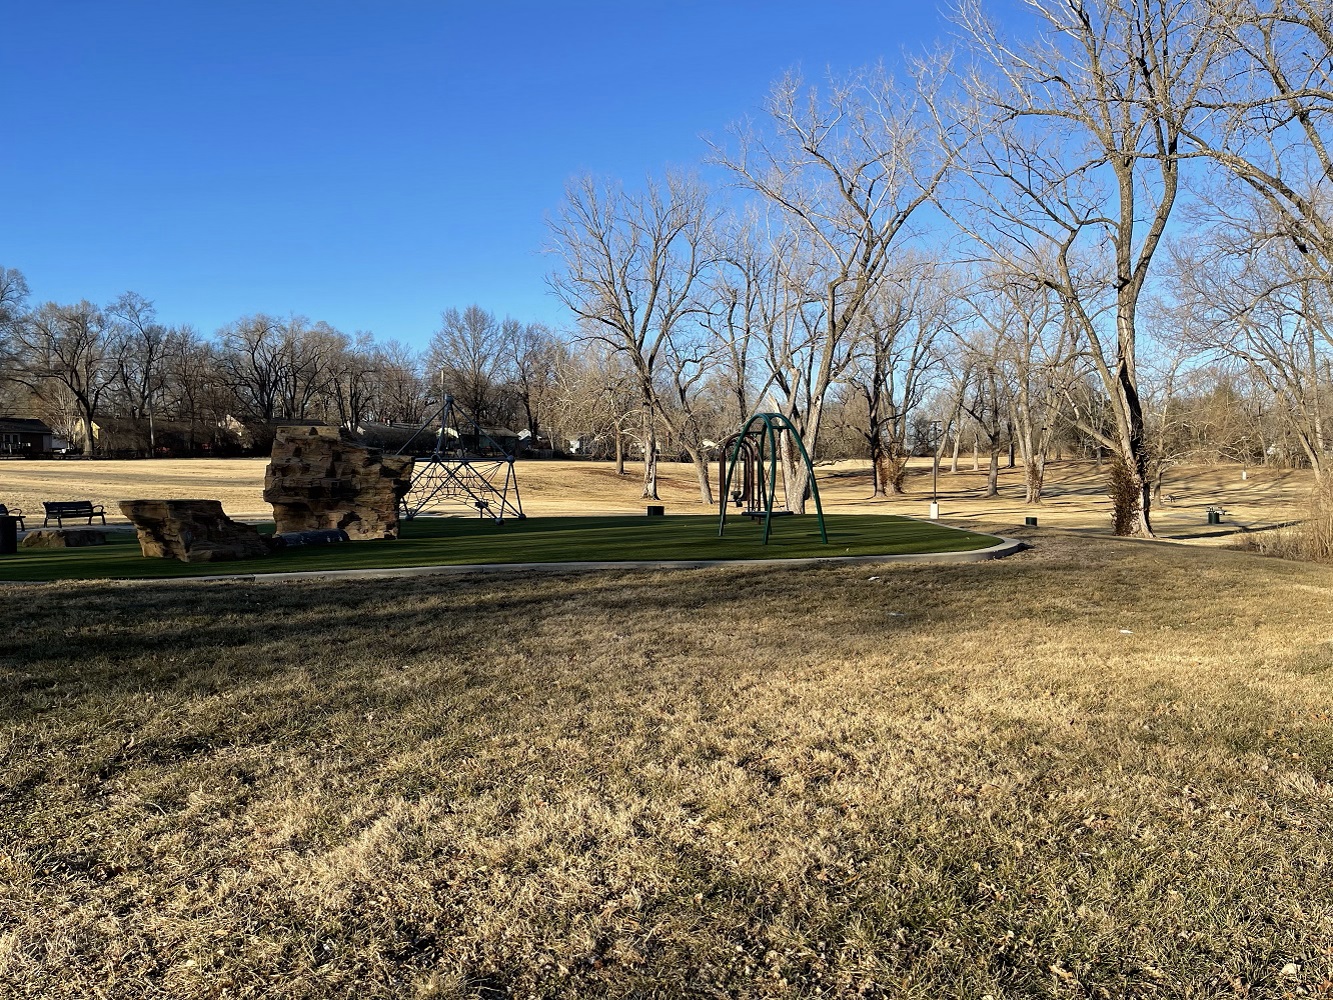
[743,509,795,520]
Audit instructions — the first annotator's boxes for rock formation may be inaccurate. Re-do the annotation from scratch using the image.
[21,528,108,549]
[263,425,414,540]
[119,499,270,563]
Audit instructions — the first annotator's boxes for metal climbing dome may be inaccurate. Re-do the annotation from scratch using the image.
[395,395,525,522]
[718,412,827,544]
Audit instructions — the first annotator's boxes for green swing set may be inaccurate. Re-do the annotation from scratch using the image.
[717,412,828,545]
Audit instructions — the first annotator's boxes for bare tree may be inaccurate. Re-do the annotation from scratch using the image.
[711,64,956,510]
[1192,1,1333,272]
[427,305,506,425]
[953,0,1223,534]
[0,268,31,413]
[107,292,168,452]
[554,341,642,472]
[848,256,954,495]
[219,315,287,422]
[9,301,118,454]
[547,173,716,501]
[958,271,1075,502]
[500,320,564,444]
[1171,224,1333,474]
[161,325,218,452]
[366,339,428,424]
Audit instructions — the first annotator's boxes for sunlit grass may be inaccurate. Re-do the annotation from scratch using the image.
[0,514,999,582]
[3,533,1332,997]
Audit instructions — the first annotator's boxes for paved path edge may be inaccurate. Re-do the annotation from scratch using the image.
[139,536,1030,585]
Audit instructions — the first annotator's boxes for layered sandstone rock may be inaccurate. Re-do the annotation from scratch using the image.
[119,499,270,563]
[263,425,414,540]
[21,528,108,549]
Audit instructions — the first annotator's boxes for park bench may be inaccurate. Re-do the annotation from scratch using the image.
[0,504,25,530]
[41,500,106,527]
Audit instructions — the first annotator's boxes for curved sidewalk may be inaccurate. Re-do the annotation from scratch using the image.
[168,536,1029,584]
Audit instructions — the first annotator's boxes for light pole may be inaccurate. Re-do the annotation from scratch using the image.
[929,420,942,520]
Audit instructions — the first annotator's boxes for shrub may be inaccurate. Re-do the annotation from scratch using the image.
[1106,454,1140,536]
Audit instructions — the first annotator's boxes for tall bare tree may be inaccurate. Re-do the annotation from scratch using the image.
[1171,222,1333,475]
[848,256,954,495]
[953,0,1223,534]
[547,173,716,501]
[957,270,1075,502]
[711,64,956,510]
[107,292,169,452]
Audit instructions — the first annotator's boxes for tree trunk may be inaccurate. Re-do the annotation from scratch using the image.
[779,430,808,514]
[80,409,95,457]
[687,446,714,505]
[1024,457,1045,504]
[642,435,659,499]
[615,428,625,475]
[640,388,660,498]
[987,446,1000,498]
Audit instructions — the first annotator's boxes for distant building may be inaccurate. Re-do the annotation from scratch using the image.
[0,418,61,455]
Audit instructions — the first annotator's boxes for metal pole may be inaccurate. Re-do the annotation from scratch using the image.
[930,420,941,520]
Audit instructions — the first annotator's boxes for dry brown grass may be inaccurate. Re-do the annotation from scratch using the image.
[1233,476,1333,564]
[3,533,1332,997]
[0,455,1313,541]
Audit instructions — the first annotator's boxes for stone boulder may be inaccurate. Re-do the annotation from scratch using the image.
[119,499,270,563]
[21,528,108,549]
[263,425,414,540]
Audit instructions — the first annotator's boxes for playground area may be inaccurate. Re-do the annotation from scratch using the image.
[0,455,1314,537]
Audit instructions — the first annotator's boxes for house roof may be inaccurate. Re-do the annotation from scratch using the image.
[0,417,53,435]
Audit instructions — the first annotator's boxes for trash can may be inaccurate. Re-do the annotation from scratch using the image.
[1025,516,1038,527]
[646,505,665,517]
[0,515,18,556]
[1207,510,1221,525]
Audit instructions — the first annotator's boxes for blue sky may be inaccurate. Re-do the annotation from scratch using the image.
[4,2,956,348]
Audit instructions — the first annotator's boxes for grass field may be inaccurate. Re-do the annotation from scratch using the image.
[3,530,1332,997]
[0,515,1001,583]
[0,456,1314,538]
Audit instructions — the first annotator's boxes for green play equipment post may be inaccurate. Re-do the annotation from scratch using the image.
[718,412,828,544]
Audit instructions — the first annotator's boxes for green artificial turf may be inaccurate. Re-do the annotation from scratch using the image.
[0,513,1001,582]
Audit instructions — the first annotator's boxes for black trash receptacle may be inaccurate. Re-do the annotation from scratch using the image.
[0,515,18,556]
[646,505,665,517]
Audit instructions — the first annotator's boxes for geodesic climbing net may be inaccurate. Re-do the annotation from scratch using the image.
[395,395,525,522]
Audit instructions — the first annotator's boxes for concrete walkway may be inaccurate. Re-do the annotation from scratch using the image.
[161,536,1029,585]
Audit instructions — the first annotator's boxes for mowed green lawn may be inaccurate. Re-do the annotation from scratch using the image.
[0,514,1000,582]
[2,533,1332,998]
